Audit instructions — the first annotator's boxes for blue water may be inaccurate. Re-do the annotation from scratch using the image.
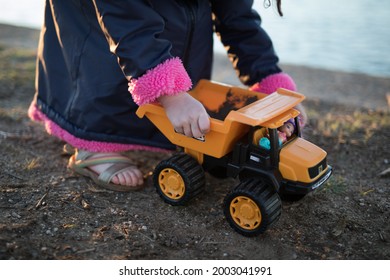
[1,0,389,77]
[254,0,390,78]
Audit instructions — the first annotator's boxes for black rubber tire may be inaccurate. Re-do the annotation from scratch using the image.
[223,178,281,237]
[153,153,205,206]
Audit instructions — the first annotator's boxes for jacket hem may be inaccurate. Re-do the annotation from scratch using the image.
[28,101,172,153]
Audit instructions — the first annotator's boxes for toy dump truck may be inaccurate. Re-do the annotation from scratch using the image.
[136,80,332,237]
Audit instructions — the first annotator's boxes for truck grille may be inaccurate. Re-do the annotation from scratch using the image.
[308,158,327,179]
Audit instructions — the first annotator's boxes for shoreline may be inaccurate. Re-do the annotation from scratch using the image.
[1,23,388,111]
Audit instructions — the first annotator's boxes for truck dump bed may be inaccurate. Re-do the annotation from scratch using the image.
[136,80,305,158]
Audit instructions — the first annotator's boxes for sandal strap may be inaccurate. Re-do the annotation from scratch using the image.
[75,156,132,168]
[76,150,96,160]
[74,150,133,169]
[98,163,136,184]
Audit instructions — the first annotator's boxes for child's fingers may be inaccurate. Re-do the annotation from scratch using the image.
[198,113,210,134]
[190,123,203,139]
[182,123,192,138]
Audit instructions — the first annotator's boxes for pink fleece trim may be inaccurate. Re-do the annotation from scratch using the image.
[128,57,192,105]
[250,72,297,95]
[28,102,172,153]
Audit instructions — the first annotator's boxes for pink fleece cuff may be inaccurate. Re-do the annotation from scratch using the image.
[128,57,192,105]
[250,72,297,94]
[28,102,171,153]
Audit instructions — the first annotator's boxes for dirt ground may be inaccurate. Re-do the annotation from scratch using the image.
[0,25,389,260]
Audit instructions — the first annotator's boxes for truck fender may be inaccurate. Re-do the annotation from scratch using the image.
[238,166,282,192]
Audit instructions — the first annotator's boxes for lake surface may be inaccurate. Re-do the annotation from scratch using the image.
[1,0,389,77]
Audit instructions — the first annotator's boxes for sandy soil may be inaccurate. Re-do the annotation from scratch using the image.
[0,24,389,260]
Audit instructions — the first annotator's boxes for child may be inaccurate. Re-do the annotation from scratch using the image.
[28,0,306,191]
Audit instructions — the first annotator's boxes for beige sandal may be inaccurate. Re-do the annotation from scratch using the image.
[68,150,144,192]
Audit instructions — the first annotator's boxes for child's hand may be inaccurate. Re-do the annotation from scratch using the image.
[158,93,210,139]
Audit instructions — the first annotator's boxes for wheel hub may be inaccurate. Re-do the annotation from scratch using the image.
[168,176,180,190]
[240,204,255,219]
[230,196,261,230]
[158,168,185,199]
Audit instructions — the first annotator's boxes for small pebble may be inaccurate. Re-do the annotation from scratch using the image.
[11,212,21,219]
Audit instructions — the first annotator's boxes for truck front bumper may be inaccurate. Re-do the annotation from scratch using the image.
[280,166,333,195]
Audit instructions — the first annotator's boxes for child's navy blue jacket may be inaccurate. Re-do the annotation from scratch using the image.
[31,0,281,151]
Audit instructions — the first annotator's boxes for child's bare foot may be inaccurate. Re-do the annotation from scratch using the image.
[69,150,144,191]
[85,152,144,186]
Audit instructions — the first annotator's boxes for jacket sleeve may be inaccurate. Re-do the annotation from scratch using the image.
[92,0,192,105]
[210,0,282,85]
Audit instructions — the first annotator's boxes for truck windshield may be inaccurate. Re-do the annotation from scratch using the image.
[254,120,297,151]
